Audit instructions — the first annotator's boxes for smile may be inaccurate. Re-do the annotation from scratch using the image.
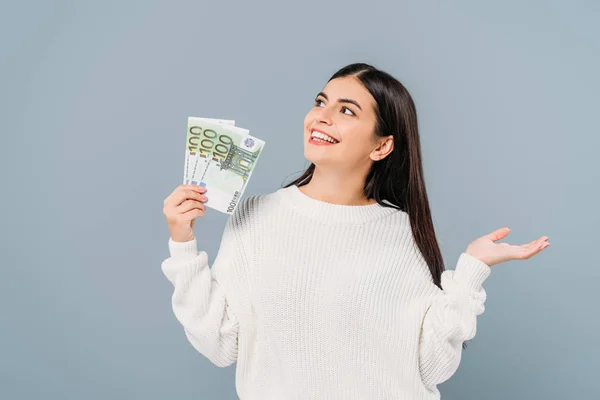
[309,129,339,144]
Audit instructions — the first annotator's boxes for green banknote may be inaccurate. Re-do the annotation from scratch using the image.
[196,127,265,215]
[183,117,238,184]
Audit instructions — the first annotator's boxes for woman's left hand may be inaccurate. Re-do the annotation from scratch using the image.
[466,227,549,267]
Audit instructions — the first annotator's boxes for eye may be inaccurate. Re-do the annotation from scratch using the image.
[342,106,355,116]
[315,99,325,107]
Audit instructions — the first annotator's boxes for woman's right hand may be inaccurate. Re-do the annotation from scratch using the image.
[163,184,208,242]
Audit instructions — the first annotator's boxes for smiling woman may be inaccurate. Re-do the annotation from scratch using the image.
[161,63,548,400]
[303,77,393,174]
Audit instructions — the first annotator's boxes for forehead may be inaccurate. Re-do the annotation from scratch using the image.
[321,76,375,107]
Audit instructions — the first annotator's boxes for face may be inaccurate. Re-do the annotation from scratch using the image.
[303,76,393,170]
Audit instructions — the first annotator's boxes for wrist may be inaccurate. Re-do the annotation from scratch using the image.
[168,237,198,259]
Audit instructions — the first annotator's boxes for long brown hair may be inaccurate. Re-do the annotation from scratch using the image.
[284,63,469,349]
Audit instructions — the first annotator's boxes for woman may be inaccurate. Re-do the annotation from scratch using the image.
[161,63,549,399]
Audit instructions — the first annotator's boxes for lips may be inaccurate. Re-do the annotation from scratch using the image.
[310,128,339,144]
[308,136,336,146]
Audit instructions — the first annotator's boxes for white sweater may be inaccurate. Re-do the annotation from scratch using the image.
[161,184,492,400]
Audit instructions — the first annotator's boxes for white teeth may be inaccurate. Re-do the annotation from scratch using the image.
[311,130,338,143]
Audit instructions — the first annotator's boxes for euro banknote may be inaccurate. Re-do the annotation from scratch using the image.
[183,117,239,185]
[182,116,265,214]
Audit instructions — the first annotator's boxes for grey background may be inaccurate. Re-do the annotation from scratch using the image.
[2,1,598,399]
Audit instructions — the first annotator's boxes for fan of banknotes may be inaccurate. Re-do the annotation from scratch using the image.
[183,116,265,215]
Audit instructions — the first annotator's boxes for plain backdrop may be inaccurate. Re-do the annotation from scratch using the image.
[1,1,598,399]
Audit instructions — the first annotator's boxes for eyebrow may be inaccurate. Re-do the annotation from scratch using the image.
[316,92,363,111]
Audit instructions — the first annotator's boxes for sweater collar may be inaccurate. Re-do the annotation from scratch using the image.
[277,184,402,224]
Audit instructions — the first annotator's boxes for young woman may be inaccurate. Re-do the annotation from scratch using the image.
[161,63,549,399]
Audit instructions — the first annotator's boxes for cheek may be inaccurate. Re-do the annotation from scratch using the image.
[303,110,315,128]
[340,123,375,152]
[337,120,360,140]
[303,110,318,138]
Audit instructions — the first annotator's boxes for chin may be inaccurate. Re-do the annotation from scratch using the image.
[303,133,338,166]
[303,148,318,164]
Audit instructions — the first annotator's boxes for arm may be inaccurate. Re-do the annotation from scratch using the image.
[161,217,241,367]
[418,252,491,389]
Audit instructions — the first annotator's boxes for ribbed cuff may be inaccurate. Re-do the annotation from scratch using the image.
[453,252,492,292]
[168,237,198,260]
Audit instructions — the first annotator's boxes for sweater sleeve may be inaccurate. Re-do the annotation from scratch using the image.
[160,217,242,368]
[418,252,492,389]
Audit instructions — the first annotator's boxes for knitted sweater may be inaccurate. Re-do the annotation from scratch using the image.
[161,184,492,399]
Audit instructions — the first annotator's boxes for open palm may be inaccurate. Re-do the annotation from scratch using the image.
[466,227,549,267]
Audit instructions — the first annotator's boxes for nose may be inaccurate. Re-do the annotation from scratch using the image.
[315,103,334,125]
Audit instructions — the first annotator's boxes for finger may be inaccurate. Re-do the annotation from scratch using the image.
[520,236,549,250]
[165,184,206,202]
[183,184,207,194]
[486,227,511,242]
[511,242,548,260]
[535,236,549,249]
[520,239,539,250]
[168,189,205,207]
[182,192,208,204]
[175,199,206,214]
[181,207,205,220]
[507,244,536,260]
[177,198,209,212]
[537,237,550,249]
[164,185,202,206]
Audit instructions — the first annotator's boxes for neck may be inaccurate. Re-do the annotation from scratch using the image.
[298,164,376,206]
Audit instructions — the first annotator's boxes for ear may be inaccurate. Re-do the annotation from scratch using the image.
[369,135,394,161]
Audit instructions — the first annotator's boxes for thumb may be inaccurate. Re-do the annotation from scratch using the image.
[485,227,511,242]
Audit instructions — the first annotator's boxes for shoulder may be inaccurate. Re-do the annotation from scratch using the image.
[234,189,280,216]
[227,187,284,230]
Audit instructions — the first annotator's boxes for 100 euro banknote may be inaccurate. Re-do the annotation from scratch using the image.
[183,117,244,184]
[195,127,265,215]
